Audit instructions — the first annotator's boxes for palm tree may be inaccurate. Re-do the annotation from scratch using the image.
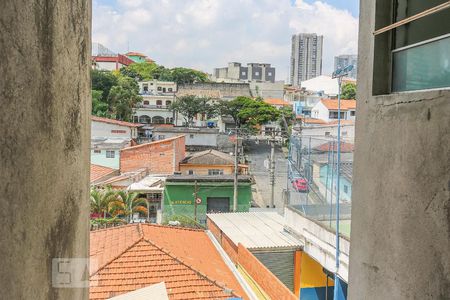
[90,186,116,218]
[109,191,148,223]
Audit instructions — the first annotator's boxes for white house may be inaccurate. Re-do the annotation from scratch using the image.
[311,99,356,123]
[134,80,177,125]
[91,116,142,139]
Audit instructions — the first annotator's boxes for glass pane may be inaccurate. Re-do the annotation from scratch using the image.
[394,0,450,48]
[392,35,450,92]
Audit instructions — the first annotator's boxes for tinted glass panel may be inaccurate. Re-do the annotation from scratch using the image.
[392,35,450,91]
[394,0,450,48]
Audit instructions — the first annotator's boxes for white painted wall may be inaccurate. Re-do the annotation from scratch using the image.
[284,206,350,282]
[92,121,136,139]
[301,124,355,141]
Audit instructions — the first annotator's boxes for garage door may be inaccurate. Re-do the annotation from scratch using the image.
[206,197,230,213]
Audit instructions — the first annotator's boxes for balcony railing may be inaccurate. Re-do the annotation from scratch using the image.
[137,104,170,109]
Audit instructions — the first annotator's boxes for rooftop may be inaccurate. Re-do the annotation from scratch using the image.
[314,141,354,153]
[300,75,356,95]
[320,99,356,110]
[92,115,143,128]
[152,127,219,133]
[90,164,117,183]
[207,212,303,249]
[264,98,292,106]
[90,224,246,300]
[121,135,184,152]
[166,174,253,183]
[181,149,234,165]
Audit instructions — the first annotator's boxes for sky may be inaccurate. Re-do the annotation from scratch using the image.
[93,0,359,81]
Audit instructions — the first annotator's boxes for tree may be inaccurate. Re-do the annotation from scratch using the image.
[91,69,118,101]
[278,106,296,136]
[120,62,159,81]
[341,83,356,100]
[92,89,109,117]
[170,95,215,126]
[107,76,143,121]
[108,191,148,223]
[90,187,117,218]
[217,96,280,129]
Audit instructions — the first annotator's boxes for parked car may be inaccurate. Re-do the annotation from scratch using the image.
[292,178,308,192]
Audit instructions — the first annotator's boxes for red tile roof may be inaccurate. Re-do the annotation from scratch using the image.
[90,164,118,183]
[264,98,292,106]
[320,99,356,110]
[90,224,246,300]
[296,117,328,125]
[126,52,147,57]
[314,141,354,153]
[327,120,355,125]
[92,116,143,128]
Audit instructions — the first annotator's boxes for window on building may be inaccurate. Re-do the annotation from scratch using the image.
[344,185,349,194]
[166,100,172,106]
[143,85,148,92]
[158,135,165,140]
[189,134,194,139]
[325,132,331,136]
[329,111,345,119]
[143,100,149,105]
[93,149,101,154]
[168,88,172,92]
[208,169,224,176]
[106,150,115,158]
[342,131,348,136]
[350,111,356,116]
[162,88,166,93]
[157,86,162,91]
[374,0,450,93]
[156,100,162,107]
[188,170,194,175]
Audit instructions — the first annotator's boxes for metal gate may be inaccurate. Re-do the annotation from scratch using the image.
[206,197,230,213]
[251,248,296,292]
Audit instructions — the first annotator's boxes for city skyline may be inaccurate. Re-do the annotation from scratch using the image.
[93,0,359,81]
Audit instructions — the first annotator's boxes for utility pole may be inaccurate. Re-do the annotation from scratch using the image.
[269,131,276,208]
[332,64,353,300]
[233,131,239,212]
[194,180,199,221]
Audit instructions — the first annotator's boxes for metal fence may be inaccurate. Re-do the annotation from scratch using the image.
[286,134,353,238]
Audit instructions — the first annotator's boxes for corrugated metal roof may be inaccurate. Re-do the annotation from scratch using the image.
[207,212,303,249]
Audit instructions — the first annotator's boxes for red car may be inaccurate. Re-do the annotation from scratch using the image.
[292,178,308,192]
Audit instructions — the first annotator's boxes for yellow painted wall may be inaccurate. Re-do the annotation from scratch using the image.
[179,164,234,175]
[300,252,334,288]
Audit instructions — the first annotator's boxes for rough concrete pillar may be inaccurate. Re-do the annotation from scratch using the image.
[0,1,90,299]
[348,1,450,299]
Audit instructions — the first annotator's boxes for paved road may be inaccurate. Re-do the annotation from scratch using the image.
[245,140,290,214]
[245,140,322,214]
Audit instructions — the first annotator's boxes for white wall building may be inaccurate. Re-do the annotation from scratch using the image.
[91,116,141,139]
[134,80,177,125]
[311,99,356,123]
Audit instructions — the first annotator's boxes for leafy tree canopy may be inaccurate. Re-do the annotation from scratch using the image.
[170,95,215,126]
[91,69,118,101]
[119,61,159,81]
[341,82,356,100]
[217,96,280,128]
[107,76,142,121]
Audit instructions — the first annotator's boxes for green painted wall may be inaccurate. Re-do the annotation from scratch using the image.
[164,181,252,224]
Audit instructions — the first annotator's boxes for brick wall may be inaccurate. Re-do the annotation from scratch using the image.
[237,244,297,300]
[120,136,185,173]
[207,218,238,263]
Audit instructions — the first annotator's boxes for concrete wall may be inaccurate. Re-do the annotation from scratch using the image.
[0,1,90,299]
[348,0,450,298]
[285,207,350,282]
[152,129,218,147]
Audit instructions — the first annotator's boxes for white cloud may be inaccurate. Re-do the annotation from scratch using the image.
[93,0,358,80]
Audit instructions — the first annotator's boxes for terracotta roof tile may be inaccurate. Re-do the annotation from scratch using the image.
[296,117,328,125]
[92,116,143,128]
[314,141,354,153]
[320,99,356,110]
[90,224,246,300]
[264,98,292,106]
[90,164,118,183]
